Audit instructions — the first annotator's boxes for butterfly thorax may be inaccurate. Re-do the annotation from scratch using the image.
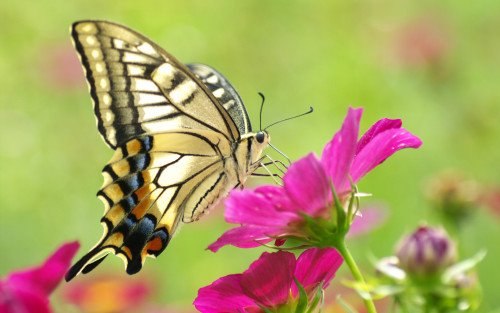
[231,131,270,186]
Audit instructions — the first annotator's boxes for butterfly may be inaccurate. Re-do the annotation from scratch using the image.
[65,20,272,281]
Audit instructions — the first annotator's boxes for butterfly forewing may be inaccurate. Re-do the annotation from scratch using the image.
[71,20,240,148]
[187,63,252,134]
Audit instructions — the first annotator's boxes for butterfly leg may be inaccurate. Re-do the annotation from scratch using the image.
[260,154,288,175]
[250,154,289,185]
[260,160,287,175]
[256,161,282,185]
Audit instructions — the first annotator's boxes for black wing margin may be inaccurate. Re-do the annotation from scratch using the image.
[187,63,252,134]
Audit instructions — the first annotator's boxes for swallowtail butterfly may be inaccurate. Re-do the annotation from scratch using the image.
[65,20,270,281]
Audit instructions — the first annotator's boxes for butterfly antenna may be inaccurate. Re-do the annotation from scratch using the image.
[258,92,265,130]
[264,106,314,131]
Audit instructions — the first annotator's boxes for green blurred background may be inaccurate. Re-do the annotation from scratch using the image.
[1,0,499,312]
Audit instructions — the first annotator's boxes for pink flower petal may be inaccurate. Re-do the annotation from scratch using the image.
[240,251,296,306]
[194,274,257,313]
[321,108,363,192]
[1,242,79,313]
[0,281,52,313]
[284,153,331,215]
[293,248,343,296]
[8,241,80,295]
[350,128,423,183]
[207,226,274,252]
[356,118,402,154]
[255,185,299,213]
[224,189,297,227]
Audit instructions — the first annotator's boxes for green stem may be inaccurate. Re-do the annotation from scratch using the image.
[336,240,377,313]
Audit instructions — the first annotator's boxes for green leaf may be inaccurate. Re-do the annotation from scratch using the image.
[373,256,406,281]
[370,284,405,299]
[341,279,373,301]
[442,250,486,284]
[294,277,308,313]
[336,295,359,313]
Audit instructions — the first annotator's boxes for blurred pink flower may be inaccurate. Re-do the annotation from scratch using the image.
[39,43,85,89]
[393,18,450,68]
[348,205,388,237]
[62,274,153,313]
[479,187,500,218]
[194,248,343,313]
[208,107,422,251]
[0,242,80,313]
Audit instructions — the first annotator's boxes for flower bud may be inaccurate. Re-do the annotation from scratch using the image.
[425,171,479,225]
[395,226,457,277]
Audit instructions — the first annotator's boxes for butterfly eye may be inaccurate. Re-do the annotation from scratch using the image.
[256,131,265,143]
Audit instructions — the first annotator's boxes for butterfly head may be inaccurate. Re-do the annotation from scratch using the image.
[255,130,270,145]
[240,130,270,168]
[251,130,270,159]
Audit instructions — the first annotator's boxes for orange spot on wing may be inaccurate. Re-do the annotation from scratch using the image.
[126,139,142,155]
[135,183,155,200]
[145,237,163,254]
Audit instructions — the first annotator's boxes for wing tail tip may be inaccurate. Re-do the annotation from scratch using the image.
[64,247,107,282]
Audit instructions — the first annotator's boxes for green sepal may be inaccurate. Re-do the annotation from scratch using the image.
[331,183,346,234]
[299,213,332,245]
[257,304,275,313]
[306,282,324,313]
[294,277,308,313]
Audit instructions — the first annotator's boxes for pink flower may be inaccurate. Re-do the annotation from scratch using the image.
[39,43,86,89]
[348,205,388,237]
[194,248,343,313]
[392,17,450,68]
[209,107,422,251]
[0,242,80,313]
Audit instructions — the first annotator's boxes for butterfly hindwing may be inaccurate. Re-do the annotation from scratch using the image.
[71,20,241,148]
[65,130,232,280]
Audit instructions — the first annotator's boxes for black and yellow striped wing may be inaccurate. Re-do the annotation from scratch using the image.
[187,63,252,134]
[66,20,252,280]
[71,20,241,148]
[66,129,233,280]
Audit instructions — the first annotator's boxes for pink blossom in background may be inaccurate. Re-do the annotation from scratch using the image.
[393,17,450,68]
[39,43,85,89]
[0,242,79,313]
[194,248,343,313]
[208,107,422,252]
[479,187,500,218]
[348,205,388,237]
[62,274,153,313]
